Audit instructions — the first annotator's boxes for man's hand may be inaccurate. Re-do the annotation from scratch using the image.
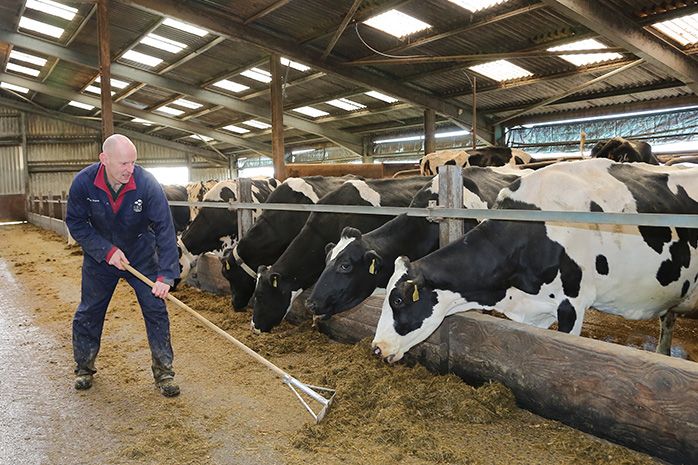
[152,281,171,299]
[108,248,129,270]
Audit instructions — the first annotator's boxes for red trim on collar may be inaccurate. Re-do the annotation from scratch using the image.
[93,163,137,213]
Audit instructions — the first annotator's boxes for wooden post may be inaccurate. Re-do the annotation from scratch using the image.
[361,135,373,164]
[269,54,286,181]
[438,165,463,247]
[48,191,54,218]
[97,0,113,137]
[236,178,253,239]
[424,109,436,155]
[471,75,477,149]
[61,191,67,221]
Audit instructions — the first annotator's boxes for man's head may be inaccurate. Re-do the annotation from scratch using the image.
[99,134,137,186]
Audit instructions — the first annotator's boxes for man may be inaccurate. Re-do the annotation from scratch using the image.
[66,134,180,397]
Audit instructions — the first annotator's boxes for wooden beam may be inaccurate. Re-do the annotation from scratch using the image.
[424,109,435,155]
[97,0,113,137]
[542,0,698,94]
[321,0,362,60]
[158,36,226,74]
[270,54,286,181]
[243,0,292,25]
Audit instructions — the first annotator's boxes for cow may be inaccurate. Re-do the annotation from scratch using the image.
[305,166,529,318]
[372,159,698,363]
[419,146,532,176]
[178,177,278,282]
[251,176,433,333]
[162,184,190,233]
[220,175,359,311]
[590,137,658,164]
[186,179,219,220]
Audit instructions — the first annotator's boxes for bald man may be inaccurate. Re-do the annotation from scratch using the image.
[66,134,180,397]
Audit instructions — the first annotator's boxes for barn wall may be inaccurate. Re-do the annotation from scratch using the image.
[0,146,23,195]
[190,166,231,182]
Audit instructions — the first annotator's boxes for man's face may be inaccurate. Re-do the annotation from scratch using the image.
[100,145,136,186]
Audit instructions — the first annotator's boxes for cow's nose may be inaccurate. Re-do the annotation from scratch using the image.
[250,321,261,335]
[372,345,382,358]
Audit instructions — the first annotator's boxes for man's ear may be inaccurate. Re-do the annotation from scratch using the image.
[98,152,107,164]
[365,250,382,275]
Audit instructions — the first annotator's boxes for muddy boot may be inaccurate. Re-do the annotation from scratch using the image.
[74,374,93,390]
[156,377,180,397]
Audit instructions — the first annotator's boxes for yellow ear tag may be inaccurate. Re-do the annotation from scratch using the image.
[271,276,278,288]
[412,284,419,302]
[369,259,376,275]
[225,261,230,270]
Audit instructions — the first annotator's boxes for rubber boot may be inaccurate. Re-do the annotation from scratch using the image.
[75,374,93,390]
[156,377,180,397]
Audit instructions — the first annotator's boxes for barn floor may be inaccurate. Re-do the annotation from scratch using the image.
[0,223,677,465]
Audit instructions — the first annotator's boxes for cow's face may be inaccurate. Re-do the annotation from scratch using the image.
[372,257,440,363]
[220,251,257,311]
[305,227,382,317]
[251,265,293,332]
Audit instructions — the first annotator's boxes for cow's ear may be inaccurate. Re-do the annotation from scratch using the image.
[257,264,268,274]
[324,242,336,256]
[269,272,281,288]
[365,250,382,275]
[341,226,361,240]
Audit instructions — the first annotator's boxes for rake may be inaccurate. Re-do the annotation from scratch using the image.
[124,263,336,423]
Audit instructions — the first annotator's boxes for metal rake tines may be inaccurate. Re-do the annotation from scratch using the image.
[284,375,336,423]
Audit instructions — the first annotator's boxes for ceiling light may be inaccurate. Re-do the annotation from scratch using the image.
[242,120,271,129]
[291,148,314,155]
[121,50,163,67]
[652,13,698,46]
[364,90,398,103]
[469,59,533,81]
[241,67,272,83]
[6,62,41,77]
[0,82,30,93]
[84,85,114,96]
[156,106,184,116]
[189,134,214,142]
[212,79,249,93]
[222,124,250,134]
[548,39,623,67]
[363,9,431,38]
[9,50,47,67]
[163,18,208,37]
[19,17,64,38]
[446,0,508,12]
[140,33,187,54]
[172,98,202,109]
[68,101,94,110]
[292,106,329,118]
[95,76,129,89]
[132,118,153,125]
[325,98,366,111]
[25,0,77,21]
[280,57,310,72]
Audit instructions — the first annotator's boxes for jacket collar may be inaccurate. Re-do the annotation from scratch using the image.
[93,163,137,213]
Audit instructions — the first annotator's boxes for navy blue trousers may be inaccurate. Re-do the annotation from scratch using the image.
[72,255,175,382]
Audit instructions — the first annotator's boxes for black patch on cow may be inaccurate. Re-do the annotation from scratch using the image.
[694,273,698,283]
[559,251,582,298]
[595,255,609,275]
[549,293,554,299]
[445,160,457,166]
[681,280,690,298]
[639,226,672,254]
[507,178,522,192]
[219,186,236,202]
[589,201,604,212]
[657,240,691,286]
[514,156,524,165]
[556,299,576,333]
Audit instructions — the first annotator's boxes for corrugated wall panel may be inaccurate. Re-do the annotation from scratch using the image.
[190,167,231,182]
[0,146,23,194]
[28,142,100,163]
[29,172,77,197]
[133,140,188,163]
[27,114,96,136]
[0,113,20,134]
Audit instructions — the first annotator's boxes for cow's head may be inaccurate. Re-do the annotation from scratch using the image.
[251,265,294,332]
[220,248,257,311]
[305,227,383,317]
[372,256,443,363]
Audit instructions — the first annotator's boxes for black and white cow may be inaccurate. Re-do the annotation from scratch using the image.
[186,179,219,220]
[372,159,698,363]
[590,137,658,165]
[178,178,278,281]
[162,184,190,233]
[420,146,532,176]
[220,175,358,310]
[251,177,433,333]
[306,166,529,318]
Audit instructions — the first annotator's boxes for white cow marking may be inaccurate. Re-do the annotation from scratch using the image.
[285,178,320,203]
[345,180,381,206]
[329,236,356,261]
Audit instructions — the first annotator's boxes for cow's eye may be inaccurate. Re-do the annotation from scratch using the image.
[392,297,403,307]
[339,263,352,272]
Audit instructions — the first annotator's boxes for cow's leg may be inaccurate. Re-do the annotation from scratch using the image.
[657,310,677,356]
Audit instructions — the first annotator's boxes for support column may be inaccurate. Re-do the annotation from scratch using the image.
[424,109,436,155]
[270,54,286,181]
[362,135,373,164]
[438,165,464,247]
[20,112,29,197]
[97,0,113,137]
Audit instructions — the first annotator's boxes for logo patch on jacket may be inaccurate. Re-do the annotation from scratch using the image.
[133,199,143,212]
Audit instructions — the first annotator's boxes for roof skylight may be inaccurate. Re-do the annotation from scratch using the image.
[156,106,184,116]
[0,82,30,93]
[241,67,272,83]
[121,50,163,67]
[446,0,508,13]
[548,39,623,66]
[364,90,398,103]
[325,98,366,111]
[68,101,94,110]
[84,85,114,96]
[242,120,272,129]
[292,106,330,118]
[6,62,41,77]
[468,59,533,81]
[280,57,310,72]
[9,50,47,67]
[95,76,129,89]
[222,124,250,134]
[363,9,431,38]
[163,18,208,37]
[132,118,153,126]
[172,98,202,109]
[189,134,214,142]
[19,17,64,38]
[25,0,77,21]
[652,12,698,46]
[140,33,187,54]
[212,79,249,93]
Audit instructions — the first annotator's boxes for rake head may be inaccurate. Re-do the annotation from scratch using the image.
[284,375,336,423]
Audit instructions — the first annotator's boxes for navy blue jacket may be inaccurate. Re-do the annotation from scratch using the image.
[66,162,179,284]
